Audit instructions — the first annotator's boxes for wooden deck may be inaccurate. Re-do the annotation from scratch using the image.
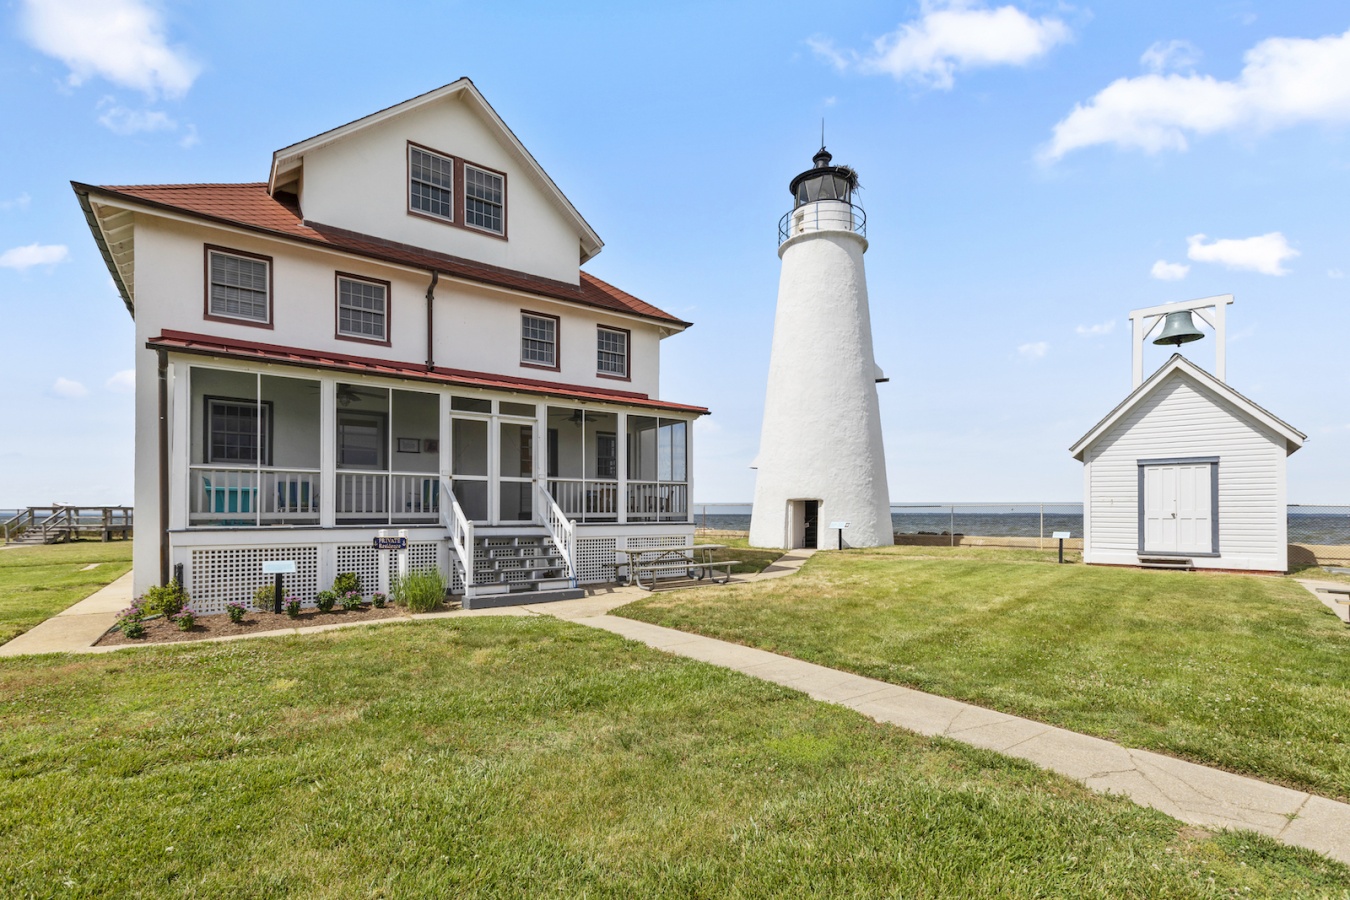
[1,507,133,545]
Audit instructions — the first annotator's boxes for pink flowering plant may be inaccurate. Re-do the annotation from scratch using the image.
[226,601,248,624]
[116,601,146,639]
[340,590,364,612]
[283,594,301,618]
[371,592,387,609]
[173,606,197,631]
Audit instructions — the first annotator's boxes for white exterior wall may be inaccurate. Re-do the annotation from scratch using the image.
[297,96,582,284]
[749,225,891,549]
[1082,371,1289,572]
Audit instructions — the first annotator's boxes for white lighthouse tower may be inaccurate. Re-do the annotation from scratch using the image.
[749,146,892,550]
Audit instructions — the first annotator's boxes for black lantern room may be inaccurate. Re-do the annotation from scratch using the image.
[789,147,859,208]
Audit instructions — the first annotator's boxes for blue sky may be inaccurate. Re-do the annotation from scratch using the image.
[1,0,1347,506]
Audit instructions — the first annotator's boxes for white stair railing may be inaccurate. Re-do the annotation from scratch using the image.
[440,477,476,601]
[536,480,577,588]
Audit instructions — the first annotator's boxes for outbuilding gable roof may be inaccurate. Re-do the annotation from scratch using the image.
[70,181,689,328]
[268,78,603,263]
[1069,354,1305,460]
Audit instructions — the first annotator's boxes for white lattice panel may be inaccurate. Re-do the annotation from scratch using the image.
[576,537,617,585]
[190,546,319,614]
[336,544,379,597]
[450,544,489,594]
[408,542,440,575]
[624,534,690,551]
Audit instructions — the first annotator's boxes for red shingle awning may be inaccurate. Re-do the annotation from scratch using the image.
[148,330,709,415]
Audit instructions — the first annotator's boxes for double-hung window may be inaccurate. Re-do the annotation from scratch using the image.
[409,146,454,220]
[521,312,558,369]
[336,275,389,343]
[206,397,271,465]
[207,248,270,325]
[464,165,505,234]
[597,326,629,378]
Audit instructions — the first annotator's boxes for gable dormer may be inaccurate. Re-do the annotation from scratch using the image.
[269,79,602,285]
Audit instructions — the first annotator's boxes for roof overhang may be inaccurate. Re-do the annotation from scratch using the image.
[148,330,709,416]
[267,78,604,263]
[72,183,135,317]
[1070,354,1305,460]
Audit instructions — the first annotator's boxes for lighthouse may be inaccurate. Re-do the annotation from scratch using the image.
[748,146,892,550]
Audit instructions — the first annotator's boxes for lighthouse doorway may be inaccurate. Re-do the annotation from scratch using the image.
[788,499,821,549]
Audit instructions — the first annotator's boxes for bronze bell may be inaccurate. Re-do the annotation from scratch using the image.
[1152,310,1205,346]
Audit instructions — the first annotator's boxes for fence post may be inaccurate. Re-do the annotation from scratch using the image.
[1039,504,1044,551]
[950,506,955,547]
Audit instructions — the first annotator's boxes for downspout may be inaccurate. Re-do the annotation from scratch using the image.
[156,349,170,585]
[425,271,439,370]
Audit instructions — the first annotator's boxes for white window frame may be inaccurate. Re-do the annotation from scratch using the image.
[463,164,505,235]
[336,275,389,343]
[597,326,629,378]
[207,249,271,325]
[521,313,558,369]
[409,145,454,221]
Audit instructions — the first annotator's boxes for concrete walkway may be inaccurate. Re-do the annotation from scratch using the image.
[2,549,1347,866]
[1295,578,1350,625]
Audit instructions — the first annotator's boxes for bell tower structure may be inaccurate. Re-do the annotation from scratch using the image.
[749,146,892,550]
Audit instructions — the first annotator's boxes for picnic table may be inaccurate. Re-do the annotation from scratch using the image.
[617,544,740,591]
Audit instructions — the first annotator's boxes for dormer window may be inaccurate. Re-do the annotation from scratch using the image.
[409,145,453,220]
[464,165,505,234]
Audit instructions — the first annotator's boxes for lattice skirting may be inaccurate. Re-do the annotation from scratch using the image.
[189,546,320,615]
[576,537,617,585]
[335,544,378,597]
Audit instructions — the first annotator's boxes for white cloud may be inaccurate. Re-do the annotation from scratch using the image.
[178,123,199,148]
[1075,320,1116,337]
[105,370,136,393]
[52,378,88,399]
[1017,341,1049,359]
[1150,260,1191,281]
[1186,232,1298,275]
[0,243,69,271]
[19,0,200,99]
[1044,27,1350,160]
[0,193,32,212]
[96,98,176,135]
[810,1,1071,90]
[1141,39,1201,74]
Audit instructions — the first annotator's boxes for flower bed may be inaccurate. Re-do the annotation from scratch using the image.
[96,603,412,647]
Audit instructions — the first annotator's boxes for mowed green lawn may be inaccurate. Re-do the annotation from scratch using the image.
[1,618,1346,898]
[0,541,133,645]
[618,547,1350,800]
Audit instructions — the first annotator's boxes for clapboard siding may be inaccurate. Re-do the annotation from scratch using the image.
[1083,370,1288,571]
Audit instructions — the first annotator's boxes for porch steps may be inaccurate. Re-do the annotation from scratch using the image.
[458,532,583,610]
[1137,556,1195,571]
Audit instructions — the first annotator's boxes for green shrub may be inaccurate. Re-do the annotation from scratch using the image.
[226,601,248,624]
[141,581,188,618]
[253,584,276,612]
[314,590,337,613]
[283,595,301,619]
[340,591,364,612]
[116,602,145,639]
[371,592,387,609]
[332,572,363,596]
[393,568,446,613]
[174,607,196,631]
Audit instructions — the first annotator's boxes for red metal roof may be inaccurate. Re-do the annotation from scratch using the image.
[75,181,689,328]
[148,330,709,415]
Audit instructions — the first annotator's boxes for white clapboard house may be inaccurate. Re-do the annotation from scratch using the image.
[73,79,706,610]
[1071,353,1304,574]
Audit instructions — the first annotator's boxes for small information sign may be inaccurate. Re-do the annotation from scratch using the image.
[829,521,850,530]
[262,560,297,574]
[373,537,408,551]
[1052,531,1071,540]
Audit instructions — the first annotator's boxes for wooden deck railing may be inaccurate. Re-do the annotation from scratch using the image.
[1,506,133,543]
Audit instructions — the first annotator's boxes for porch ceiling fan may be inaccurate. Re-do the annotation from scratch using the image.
[303,383,374,407]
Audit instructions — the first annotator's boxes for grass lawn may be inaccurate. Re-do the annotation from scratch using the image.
[697,532,783,574]
[617,546,1350,800]
[1,618,1346,897]
[0,541,133,645]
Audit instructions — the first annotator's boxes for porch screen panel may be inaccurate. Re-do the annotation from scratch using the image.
[260,375,320,525]
[392,389,440,524]
[452,418,489,522]
[190,367,265,527]
[336,384,390,524]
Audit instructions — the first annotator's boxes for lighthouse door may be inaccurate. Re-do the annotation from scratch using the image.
[803,501,820,548]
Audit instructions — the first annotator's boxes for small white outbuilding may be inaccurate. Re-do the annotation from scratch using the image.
[1070,354,1305,574]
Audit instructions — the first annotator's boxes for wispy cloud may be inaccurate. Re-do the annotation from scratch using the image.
[1150,260,1190,281]
[19,0,200,99]
[96,97,176,135]
[1017,341,1049,360]
[810,1,1070,90]
[51,377,88,399]
[1075,320,1115,337]
[1043,27,1350,161]
[1140,39,1201,74]
[0,243,69,271]
[0,193,32,212]
[1186,232,1298,275]
[105,370,135,393]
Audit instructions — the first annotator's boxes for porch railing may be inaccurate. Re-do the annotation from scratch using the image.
[189,466,320,526]
[536,480,577,588]
[334,471,440,524]
[627,482,689,522]
[440,477,475,599]
[1,506,133,543]
[546,478,619,521]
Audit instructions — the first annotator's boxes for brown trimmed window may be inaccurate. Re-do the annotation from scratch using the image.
[597,326,628,377]
[410,146,454,220]
[208,250,270,323]
[521,313,557,368]
[464,164,505,234]
[337,276,388,342]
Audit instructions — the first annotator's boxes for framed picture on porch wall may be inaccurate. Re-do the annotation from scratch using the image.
[423,439,439,453]
[397,438,420,453]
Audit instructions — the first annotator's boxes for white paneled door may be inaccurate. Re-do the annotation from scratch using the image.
[1143,463,1213,554]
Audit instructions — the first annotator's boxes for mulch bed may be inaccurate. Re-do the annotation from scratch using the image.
[96,604,421,647]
